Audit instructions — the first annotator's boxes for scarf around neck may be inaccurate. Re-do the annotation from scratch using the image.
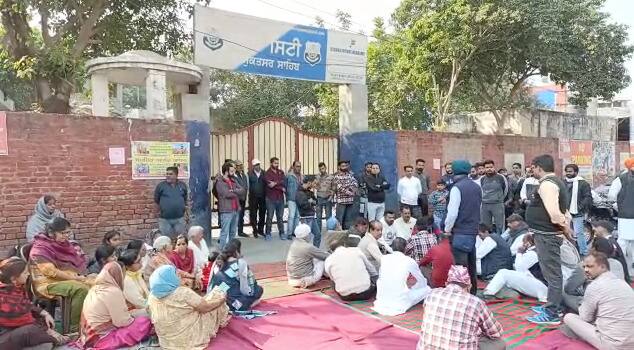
[26,196,62,242]
[30,234,87,272]
[565,175,584,215]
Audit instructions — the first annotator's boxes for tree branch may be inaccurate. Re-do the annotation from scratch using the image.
[38,3,52,46]
[71,0,107,58]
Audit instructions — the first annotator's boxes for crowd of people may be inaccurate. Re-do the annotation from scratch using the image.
[2,153,634,350]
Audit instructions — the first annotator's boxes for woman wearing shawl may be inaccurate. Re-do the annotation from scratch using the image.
[188,226,210,278]
[170,235,199,288]
[148,265,230,350]
[26,194,64,242]
[0,257,69,349]
[78,262,152,349]
[208,239,264,311]
[29,217,93,332]
[144,236,195,287]
[119,249,149,310]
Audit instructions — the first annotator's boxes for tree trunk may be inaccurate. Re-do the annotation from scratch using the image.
[36,77,72,114]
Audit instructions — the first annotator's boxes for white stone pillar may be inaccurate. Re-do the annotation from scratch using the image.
[145,69,167,118]
[180,67,211,123]
[338,84,368,135]
[91,74,109,117]
[114,84,124,114]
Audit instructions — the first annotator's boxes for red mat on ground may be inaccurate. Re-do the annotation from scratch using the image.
[251,262,287,279]
[210,293,418,350]
[515,330,596,350]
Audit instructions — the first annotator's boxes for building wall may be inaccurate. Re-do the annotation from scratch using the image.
[0,112,187,255]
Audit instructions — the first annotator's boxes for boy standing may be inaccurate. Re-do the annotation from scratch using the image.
[429,180,449,232]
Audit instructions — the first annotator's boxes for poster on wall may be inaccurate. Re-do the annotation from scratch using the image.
[131,141,190,180]
[569,140,593,183]
[0,112,8,155]
[592,141,615,178]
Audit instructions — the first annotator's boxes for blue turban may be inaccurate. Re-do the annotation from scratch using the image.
[452,160,472,175]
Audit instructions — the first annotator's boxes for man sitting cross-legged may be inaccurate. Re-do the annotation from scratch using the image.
[560,251,634,350]
[481,233,548,302]
[286,224,330,288]
[419,233,454,288]
[417,265,506,350]
[325,233,378,301]
[373,237,431,316]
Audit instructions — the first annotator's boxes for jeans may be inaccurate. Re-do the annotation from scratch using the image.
[287,200,300,237]
[158,217,186,239]
[238,200,246,234]
[249,195,266,236]
[571,216,587,256]
[336,203,356,230]
[367,202,385,222]
[316,197,332,233]
[265,198,285,237]
[480,203,506,234]
[534,233,564,316]
[219,212,239,249]
[301,217,322,248]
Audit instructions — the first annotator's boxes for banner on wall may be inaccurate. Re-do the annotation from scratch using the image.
[592,141,615,177]
[131,141,190,180]
[569,140,593,182]
[0,112,7,155]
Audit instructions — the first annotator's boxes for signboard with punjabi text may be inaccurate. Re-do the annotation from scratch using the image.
[131,141,190,180]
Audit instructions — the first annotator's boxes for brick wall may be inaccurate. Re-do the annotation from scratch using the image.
[396,131,560,184]
[0,112,186,255]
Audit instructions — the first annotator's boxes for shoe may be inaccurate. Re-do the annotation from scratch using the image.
[527,311,561,325]
[531,305,546,314]
[476,291,498,301]
[237,232,248,237]
[280,235,288,241]
[264,235,272,241]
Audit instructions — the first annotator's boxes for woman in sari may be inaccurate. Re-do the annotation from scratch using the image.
[208,239,264,311]
[26,194,64,242]
[79,262,152,349]
[119,249,149,310]
[148,265,230,350]
[0,257,69,349]
[29,217,93,332]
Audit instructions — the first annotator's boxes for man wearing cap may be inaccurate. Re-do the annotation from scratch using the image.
[333,160,359,230]
[286,224,330,288]
[234,160,250,237]
[444,160,483,295]
[608,157,634,268]
[418,265,505,350]
[248,159,266,238]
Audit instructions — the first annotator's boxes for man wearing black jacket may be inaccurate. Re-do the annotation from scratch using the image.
[248,159,266,238]
[364,163,391,221]
[564,164,593,256]
[296,175,321,247]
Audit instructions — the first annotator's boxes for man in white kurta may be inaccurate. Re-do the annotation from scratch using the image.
[608,169,634,265]
[373,237,431,316]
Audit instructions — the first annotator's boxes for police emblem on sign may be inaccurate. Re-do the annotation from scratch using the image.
[303,41,322,66]
[203,35,223,51]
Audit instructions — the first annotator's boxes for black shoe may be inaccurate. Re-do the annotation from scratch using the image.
[237,232,248,237]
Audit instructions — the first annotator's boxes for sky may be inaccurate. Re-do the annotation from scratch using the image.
[210,0,634,100]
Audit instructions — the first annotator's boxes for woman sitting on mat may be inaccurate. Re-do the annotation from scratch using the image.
[148,265,230,350]
[119,249,149,311]
[208,239,264,311]
[78,262,152,349]
[0,257,69,350]
[144,236,194,287]
[29,217,93,332]
[169,235,198,288]
[87,245,117,275]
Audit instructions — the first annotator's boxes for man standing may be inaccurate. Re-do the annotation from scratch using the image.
[316,162,334,232]
[480,160,508,234]
[365,163,390,221]
[506,162,524,216]
[333,160,358,230]
[234,160,249,238]
[525,154,571,325]
[215,162,246,249]
[154,166,188,239]
[357,162,373,218]
[286,160,303,239]
[398,165,423,219]
[264,157,287,241]
[561,252,634,349]
[296,175,321,248]
[444,160,482,295]
[470,161,484,186]
[441,162,455,189]
[248,159,266,238]
[415,159,431,217]
[608,158,634,267]
[564,164,592,256]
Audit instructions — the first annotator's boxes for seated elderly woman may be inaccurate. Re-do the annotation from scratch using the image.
[148,265,230,350]
[119,249,149,310]
[26,194,64,242]
[209,239,264,311]
[29,217,93,332]
[187,226,210,278]
[169,235,198,288]
[0,257,69,350]
[79,262,152,349]
[144,236,195,287]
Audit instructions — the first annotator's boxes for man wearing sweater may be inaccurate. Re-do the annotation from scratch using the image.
[398,165,423,219]
[564,164,592,256]
[264,157,287,241]
[364,163,391,221]
[480,160,508,234]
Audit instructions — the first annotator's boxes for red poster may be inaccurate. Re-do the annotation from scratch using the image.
[0,112,7,155]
